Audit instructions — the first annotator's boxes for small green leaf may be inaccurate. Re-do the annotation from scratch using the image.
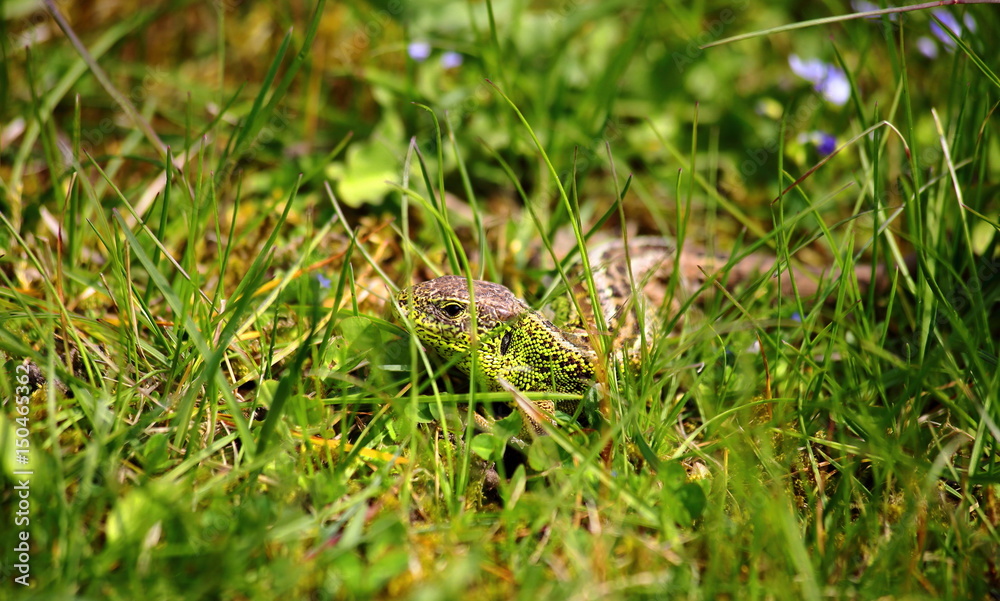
[501,464,527,508]
[339,315,384,354]
[256,379,280,410]
[470,433,499,460]
[633,432,661,471]
[527,436,561,470]
[659,460,689,486]
[141,433,169,474]
[493,411,523,440]
[326,141,398,207]
[676,482,708,522]
[415,403,438,424]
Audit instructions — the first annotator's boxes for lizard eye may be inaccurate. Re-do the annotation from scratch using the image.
[439,301,465,318]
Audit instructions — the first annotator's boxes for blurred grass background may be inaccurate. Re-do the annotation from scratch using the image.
[1,0,998,599]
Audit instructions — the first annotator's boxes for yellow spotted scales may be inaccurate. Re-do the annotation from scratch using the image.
[395,274,597,395]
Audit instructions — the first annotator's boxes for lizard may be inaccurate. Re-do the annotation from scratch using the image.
[393,236,897,438]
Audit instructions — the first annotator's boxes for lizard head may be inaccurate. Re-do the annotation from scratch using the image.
[395,275,597,394]
[394,275,529,386]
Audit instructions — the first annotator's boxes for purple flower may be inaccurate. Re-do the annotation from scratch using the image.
[850,0,897,20]
[440,51,463,69]
[915,10,975,57]
[316,273,332,289]
[789,55,851,106]
[798,130,837,156]
[816,132,836,155]
[407,41,431,62]
[916,36,939,59]
[850,0,879,12]
[930,11,959,48]
[929,9,976,48]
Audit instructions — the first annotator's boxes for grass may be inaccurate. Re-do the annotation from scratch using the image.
[1,0,998,599]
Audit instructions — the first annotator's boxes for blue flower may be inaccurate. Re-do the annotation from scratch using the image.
[929,8,976,48]
[916,36,939,59]
[797,130,837,156]
[407,41,431,62]
[816,131,837,155]
[917,9,976,57]
[440,51,463,69]
[850,0,897,20]
[788,55,850,106]
[316,273,332,290]
[849,4,975,57]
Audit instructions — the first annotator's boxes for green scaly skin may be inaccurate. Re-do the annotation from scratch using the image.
[394,275,598,434]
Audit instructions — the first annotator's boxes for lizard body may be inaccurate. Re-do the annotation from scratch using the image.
[394,236,894,434]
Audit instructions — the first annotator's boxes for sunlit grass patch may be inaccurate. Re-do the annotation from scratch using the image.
[0,1,996,599]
